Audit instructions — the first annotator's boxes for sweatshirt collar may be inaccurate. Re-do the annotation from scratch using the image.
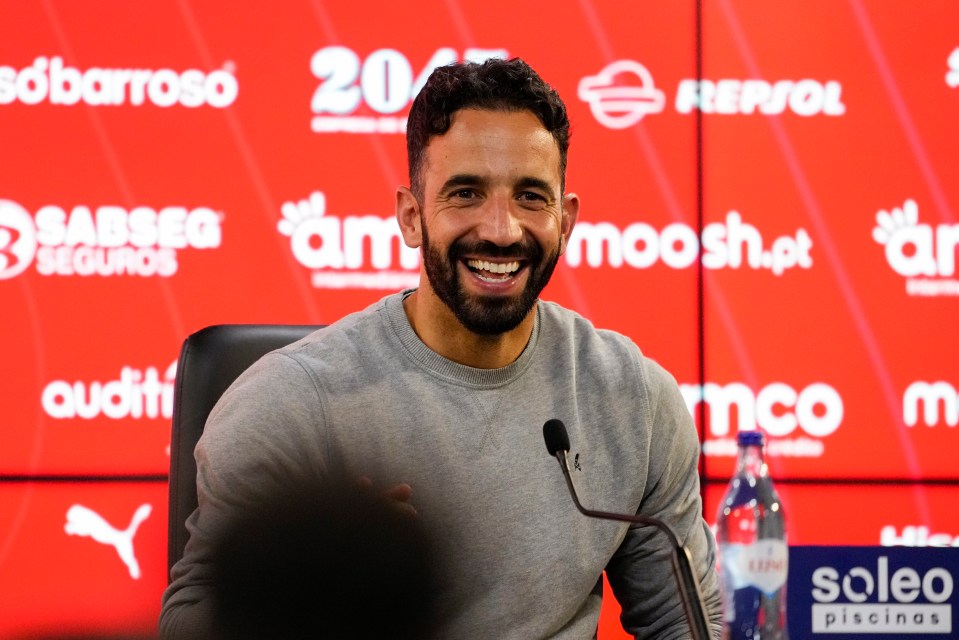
[385,289,540,388]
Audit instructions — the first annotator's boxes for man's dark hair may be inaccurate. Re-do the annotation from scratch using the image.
[406,57,570,198]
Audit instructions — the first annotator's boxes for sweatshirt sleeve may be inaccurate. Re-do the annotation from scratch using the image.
[158,351,328,640]
[604,358,723,639]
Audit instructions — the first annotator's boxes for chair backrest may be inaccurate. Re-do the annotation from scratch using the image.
[167,324,321,577]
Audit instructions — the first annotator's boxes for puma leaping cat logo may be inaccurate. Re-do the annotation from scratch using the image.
[65,503,152,579]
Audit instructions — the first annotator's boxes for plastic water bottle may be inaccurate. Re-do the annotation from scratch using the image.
[716,430,789,639]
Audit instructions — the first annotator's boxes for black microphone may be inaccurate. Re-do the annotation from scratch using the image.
[543,418,713,640]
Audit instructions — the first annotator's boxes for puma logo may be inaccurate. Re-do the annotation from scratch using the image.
[65,503,152,579]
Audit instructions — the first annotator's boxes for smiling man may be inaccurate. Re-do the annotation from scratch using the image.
[396,105,576,367]
[161,58,722,639]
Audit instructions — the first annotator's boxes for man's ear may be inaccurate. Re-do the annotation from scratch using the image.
[396,186,422,249]
[558,192,580,255]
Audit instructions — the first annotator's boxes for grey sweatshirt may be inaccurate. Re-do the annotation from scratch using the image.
[160,291,722,639]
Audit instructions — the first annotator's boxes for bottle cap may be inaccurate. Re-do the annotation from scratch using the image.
[736,430,765,447]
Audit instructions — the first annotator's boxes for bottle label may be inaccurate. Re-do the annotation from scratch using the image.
[721,540,789,594]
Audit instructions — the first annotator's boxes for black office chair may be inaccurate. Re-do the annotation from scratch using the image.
[167,323,321,578]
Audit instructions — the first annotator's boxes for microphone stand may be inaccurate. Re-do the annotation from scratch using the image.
[549,447,713,640]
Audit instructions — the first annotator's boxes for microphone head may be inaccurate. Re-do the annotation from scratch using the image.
[543,419,571,457]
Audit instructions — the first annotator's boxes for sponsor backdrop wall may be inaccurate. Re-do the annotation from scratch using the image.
[1,1,957,637]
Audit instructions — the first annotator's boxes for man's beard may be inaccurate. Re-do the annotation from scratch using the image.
[421,223,560,336]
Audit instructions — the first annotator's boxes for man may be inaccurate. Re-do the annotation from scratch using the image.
[161,57,722,639]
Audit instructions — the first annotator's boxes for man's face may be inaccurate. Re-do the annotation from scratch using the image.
[414,108,575,335]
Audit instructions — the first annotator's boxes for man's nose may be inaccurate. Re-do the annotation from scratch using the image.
[477,197,523,247]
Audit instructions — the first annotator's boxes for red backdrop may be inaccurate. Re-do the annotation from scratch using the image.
[1,1,957,637]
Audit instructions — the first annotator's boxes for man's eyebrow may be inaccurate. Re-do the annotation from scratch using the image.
[515,177,554,194]
[439,174,556,196]
[440,174,486,192]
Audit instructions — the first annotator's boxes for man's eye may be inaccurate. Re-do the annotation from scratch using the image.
[452,189,476,199]
[518,192,546,202]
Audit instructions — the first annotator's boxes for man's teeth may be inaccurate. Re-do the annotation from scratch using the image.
[467,260,520,275]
